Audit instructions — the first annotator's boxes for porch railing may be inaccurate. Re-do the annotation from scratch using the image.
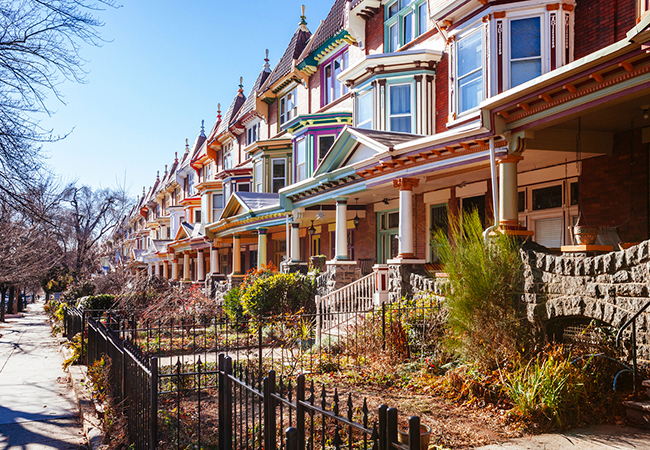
[315,272,376,343]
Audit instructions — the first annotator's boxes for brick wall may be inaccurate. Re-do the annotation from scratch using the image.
[365,5,384,55]
[355,203,377,260]
[435,53,449,134]
[580,129,648,243]
[415,193,427,259]
[574,0,636,59]
[320,227,330,259]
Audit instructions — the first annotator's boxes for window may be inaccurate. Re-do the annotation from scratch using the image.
[389,83,412,133]
[456,29,483,114]
[385,0,428,52]
[237,183,250,192]
[318,135,335,161]
[272,158,286,193]
[532,185,562,210]
[323,51,348,105]
[187,173,195,196]
[223,143,233,169]
[356,90,373,129]
[510,17,541,88]
[194,209,201,223]
[279,88,298,125]
[255,163,263,192]
[295,139,307,182]
[205,163,212,182]
[247,122,260,146]
[212,193,223,221]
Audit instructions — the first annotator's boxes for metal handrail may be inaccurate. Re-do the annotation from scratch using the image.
[615,298,650,399]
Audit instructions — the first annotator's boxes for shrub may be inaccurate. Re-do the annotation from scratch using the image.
[223,286,244,323]
[63,279,96,303]
[432,209,532,368]
[240,272,315,320]
[76,294,116,311]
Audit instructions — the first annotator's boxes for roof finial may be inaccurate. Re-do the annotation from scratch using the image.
[174,151,178,163]
[156,170,160,181]
[164,164,168,175]
[200,119,205,137]
[299,4,307,28]
[217,103,222,121]
[142,186,145,197]
[185,138,189,154]
[264,49,270,71]
[238,77,244,94]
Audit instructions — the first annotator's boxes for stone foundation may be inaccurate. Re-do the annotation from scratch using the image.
[387,262,428,303]
[324,261,358,293]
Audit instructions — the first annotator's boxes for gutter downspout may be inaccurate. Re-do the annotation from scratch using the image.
[483,137,499,242]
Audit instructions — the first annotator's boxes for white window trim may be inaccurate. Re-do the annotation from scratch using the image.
[254,162,263,193]
[271,157,287,193]
[279,87,298,125]
[322,51,349,105]
[504,11,548,90]
[387,81,415,133]
[355,89,374,129]
[237,182,251,192]
[317,134,337,161]
[454,25,485,117]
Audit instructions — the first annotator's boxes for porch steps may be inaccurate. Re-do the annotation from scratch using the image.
[623,379,650,427]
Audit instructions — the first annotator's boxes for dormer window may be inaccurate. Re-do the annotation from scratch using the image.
[280,88,298,125]
[322,50,349,106]
[246,122,260,146]
[456,28,483,114]
[223,143,233,169]
[385,0,428,52]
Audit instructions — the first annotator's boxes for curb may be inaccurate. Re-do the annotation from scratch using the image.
[60,340,107,450]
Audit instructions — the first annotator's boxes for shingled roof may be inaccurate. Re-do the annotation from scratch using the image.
[264,23,311,89]
[216,84,246,136]
[235,57,272,122]
[306,0,347,54]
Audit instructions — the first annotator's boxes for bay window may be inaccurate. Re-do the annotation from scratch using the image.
[385,0,428,52]
[456,29,483,114]
[212,193,223,221]
[246,122,260,146]
[356,89,373,129]
[510,17,542,88]
[255,162,263,192]
[389,83,412,133]
[295,139,307,182]
[323,51,349,105]
[272,158,286,193]
[279,88,298,125]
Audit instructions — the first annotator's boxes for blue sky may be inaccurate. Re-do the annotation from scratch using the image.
[39,1,334,197]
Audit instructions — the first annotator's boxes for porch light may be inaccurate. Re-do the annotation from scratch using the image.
[353,198,360,229]
[308,220,316,236]
[642,104,649,120]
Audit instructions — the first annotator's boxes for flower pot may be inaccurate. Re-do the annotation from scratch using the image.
[570,226,599,245]
[397,424,431,450]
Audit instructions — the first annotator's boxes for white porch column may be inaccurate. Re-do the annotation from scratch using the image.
[394,178,419,259]
[210,246,219,274]
[290,222,301,262]
[154,261,161,277]
[497,155,523,228]
[335,197,349,260]
[183,253,190,281]
[197,249,205,281]
[162,261,168,279]
[258,228,268,268]
[232,234,242,275]
[147,263,153,277]
[172,259,178,280]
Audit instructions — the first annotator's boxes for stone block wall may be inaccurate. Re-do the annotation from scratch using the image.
[521,241,650,361]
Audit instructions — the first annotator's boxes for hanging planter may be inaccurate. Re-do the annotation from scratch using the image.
[569,225,599,245]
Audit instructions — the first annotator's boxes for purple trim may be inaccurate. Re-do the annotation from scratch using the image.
[510,78,650,133]
[320,47,349,108]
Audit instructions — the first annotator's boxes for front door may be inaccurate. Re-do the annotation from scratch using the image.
[377,210,399,264]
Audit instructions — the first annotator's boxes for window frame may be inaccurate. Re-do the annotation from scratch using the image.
[254,162,263,193]
[212,193,223,222]
[223,142,234,170]
[271,158,287,193]
[237,182,250,193]
[317,134,336,162]
[384,0,428,52]
[387,81,414,133]
[507,14,545,89]
[279,87,298,125]
[454,26,485,116]
[356,88,374,129]
[321,50,349,106]
[295,138,307,183]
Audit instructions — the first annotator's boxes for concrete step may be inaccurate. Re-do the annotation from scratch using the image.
[623,400,650,427]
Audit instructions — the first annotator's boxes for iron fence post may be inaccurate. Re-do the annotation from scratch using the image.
[225,356,233,450]
[264,370,277,450]
[386,407,398,450]
[258,325,263,377]
[151,356,158,449]
[633,320,638,399]
[378,404,387,450]
[408,416,420,450]
[286,427,298,450]
[296,375,305,450]
[219,354,225,450]
[382,303,386,351]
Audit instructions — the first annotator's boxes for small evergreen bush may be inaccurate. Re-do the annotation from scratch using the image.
[76,294,116,311]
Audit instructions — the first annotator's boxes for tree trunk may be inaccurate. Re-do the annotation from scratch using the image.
[8,286,15,315]
[0,286,6,322]
[16,286,23,313]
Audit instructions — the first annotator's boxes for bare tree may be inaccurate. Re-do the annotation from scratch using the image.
[0,0,117,207]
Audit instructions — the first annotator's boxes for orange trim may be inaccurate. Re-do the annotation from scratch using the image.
[563,83,577,93]
[590,72,604,83]
[498,110,510,119]
[496,154,524,164]
[494,11,506,19]
[518,102,530,111]
[620,61,634,72]
[539,93,552,102]
[546,3,560,11]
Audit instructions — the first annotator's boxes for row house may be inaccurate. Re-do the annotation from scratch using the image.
[116,0,650,299]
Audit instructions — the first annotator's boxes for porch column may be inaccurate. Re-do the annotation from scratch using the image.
[162,261,168,279]
[197,249,205,281]
[154,261,160,277]
[258,228,268,268]
[291,222,301,262]
[232,234,242,275]
[394,178,419,259]
[172,259,178,280]
[147,263,153,277]
[496,155,523,228]
[335,197,349,260]
[183,253,190,281]
[210,246,219,274]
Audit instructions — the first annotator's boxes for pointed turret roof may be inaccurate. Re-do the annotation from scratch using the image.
[216,78,246,136]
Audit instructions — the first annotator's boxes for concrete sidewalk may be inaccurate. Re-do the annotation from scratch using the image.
[0,300,87,450]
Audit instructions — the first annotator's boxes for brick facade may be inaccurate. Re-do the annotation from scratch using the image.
[354,203,377,260]
[365,6,384,55]
[434,54,449,134]
[574,0,636,59]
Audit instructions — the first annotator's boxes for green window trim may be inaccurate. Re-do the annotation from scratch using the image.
[384,0,428,53]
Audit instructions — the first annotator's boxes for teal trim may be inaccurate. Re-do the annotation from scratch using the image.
[297,30,351,71]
